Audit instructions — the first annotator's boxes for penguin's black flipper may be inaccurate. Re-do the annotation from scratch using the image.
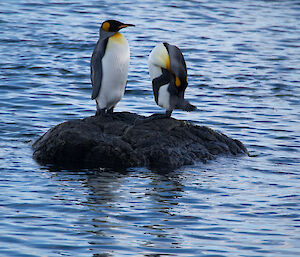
[152,68,171,104]
[91,38,109,100]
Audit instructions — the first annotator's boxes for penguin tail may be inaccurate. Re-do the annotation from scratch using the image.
[176,99,197,112]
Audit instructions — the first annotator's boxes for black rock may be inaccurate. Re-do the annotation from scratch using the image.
[32,112,248,170]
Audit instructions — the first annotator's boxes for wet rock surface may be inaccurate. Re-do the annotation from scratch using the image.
[32,112,248,170]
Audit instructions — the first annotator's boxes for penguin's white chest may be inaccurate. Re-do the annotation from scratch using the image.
[158,84,171,110]
[97,33,130,110]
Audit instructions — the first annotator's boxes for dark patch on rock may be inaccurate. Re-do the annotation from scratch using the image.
[32,112,248,170]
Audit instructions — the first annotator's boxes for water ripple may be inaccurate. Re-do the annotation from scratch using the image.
[1,0,300,256]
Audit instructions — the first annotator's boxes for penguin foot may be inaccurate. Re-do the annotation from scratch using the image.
[95,109,106,116]
[144,112,172,121]
[95,107,116,117]
[130,114,165,124]
[107,107,114,114]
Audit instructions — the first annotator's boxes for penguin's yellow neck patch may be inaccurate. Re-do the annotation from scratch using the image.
[110,32,126,44]
[165,54,170,71]
[175,76,181,87]
[158,51,170,70]
[160,45,170,70]
[151,43,171,71]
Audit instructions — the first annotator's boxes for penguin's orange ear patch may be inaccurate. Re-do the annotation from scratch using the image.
[102,21,110,31]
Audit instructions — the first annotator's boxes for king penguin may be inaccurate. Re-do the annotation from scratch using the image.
[91,20,134,116]
[148,42,196,118]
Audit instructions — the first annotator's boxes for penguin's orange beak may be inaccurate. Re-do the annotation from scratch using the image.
[118,23,135,29]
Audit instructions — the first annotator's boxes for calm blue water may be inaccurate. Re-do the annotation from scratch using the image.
[1,0,300,256]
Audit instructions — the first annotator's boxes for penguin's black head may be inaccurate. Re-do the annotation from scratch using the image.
[101,20,134,32]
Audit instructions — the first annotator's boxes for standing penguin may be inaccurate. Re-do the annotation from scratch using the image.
[148,42,196,117]
[91,20,134,116]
